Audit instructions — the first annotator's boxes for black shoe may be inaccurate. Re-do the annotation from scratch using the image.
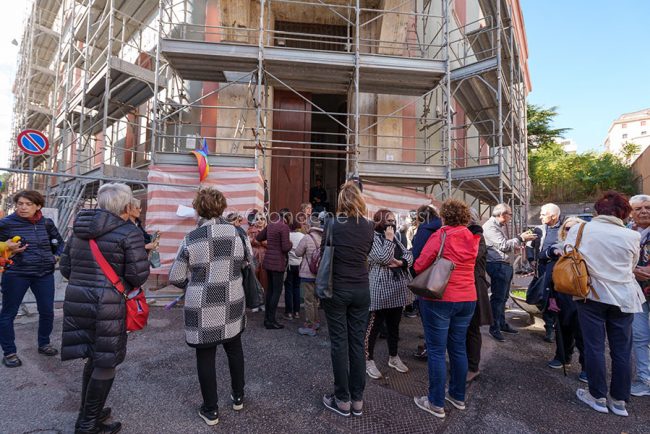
[543,330,555,343]
[2,353,22,368]
[500,324,519,335]
[75,378,120,434]
[322,394,351,417]
[264,321,284,330]
[413,345,428,360]
[38,344,59,356]
[76,360,111,430]
[231,394,244,411]
[489,330,505,342]
[198,406,219,426]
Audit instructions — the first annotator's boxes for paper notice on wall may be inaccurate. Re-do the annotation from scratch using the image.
[176,204,197,218]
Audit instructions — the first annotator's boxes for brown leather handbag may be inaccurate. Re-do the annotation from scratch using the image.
[408,230,455,299]
[552,223,598,300]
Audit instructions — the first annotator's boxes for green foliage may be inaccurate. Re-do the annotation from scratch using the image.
[619,142,641,165]
[529,143,637,203]
[527,104,571,150]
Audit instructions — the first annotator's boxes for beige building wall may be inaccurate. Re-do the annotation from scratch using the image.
[632,145,650,194]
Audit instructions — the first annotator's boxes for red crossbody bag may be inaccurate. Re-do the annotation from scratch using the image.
[89,239,149,332]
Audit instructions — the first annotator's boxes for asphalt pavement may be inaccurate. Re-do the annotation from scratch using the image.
[2,297,650,433]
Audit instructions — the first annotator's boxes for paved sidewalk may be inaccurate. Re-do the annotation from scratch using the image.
[2,304,649,433]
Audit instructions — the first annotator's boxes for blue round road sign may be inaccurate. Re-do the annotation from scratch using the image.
[17,129,49,155]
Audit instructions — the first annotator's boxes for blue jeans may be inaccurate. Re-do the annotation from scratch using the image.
[577,299,633,401]
[487,262,513,332]
[420,299,476,407]
[0,273,55,356]
[284,265,301,315]
[632,301,650,384]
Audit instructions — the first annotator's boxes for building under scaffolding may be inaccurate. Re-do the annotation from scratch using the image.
[8,0,530,267]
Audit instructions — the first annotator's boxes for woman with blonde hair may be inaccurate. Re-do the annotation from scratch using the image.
[321,182,375,418]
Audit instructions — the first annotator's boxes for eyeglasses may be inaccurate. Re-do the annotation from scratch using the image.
[386,219,396,223]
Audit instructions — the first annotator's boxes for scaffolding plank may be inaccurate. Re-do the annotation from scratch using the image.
[161,40,445,96]
[155,152,256,169]
[358,160,446,186]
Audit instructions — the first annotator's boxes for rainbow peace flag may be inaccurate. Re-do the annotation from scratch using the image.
[190,138,210,182]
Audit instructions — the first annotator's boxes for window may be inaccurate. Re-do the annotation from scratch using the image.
[641,120,646,126]
[622,123,627,128]
[622,134,628,139]
[642,131,648,135]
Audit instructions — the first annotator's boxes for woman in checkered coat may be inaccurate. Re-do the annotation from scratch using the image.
[364,209,414,380]
[169,187,248,426]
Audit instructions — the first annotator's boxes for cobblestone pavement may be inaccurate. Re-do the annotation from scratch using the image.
[2,302,650,433]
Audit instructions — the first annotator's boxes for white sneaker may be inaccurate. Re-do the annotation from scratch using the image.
[576,388,608,414]
[631,380,650,397]
[606,395,628,417]
[388,355,409,373]
[366,360,383,379]
[414,396,445,418]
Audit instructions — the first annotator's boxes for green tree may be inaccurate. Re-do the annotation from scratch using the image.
[619,142,641,165]
[529,142,637,203]
[527,104,571,150]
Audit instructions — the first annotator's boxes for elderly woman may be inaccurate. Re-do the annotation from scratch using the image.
[364,209,413,380]
[413,199,479,419]
[567,191,646,417]
[169,187,248,426]
[321,182,374,418]
[128,198,159,251]
[0,190,64,368]
[60,183,150,433]
[545,217,587,382]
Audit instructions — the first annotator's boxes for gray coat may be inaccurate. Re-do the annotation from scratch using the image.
[169,217,247,346]
[482,216,521,263]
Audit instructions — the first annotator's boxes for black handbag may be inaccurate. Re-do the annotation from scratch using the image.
[525,270,546,306]
[238,233,264,308]
[315,219,335,299]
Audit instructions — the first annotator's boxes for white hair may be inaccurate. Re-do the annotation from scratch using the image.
[541,203,561,217]
[98,183,133,216]
[130,198,141,208]
[469,208,481,225]
[492,203,510,217]
[630,194,650,205]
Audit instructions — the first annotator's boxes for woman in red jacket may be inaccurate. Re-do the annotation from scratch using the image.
[412,199,479,419]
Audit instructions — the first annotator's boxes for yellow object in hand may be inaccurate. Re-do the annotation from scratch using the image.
[11,236,21,243]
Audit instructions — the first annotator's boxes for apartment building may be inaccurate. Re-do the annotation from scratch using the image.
[604,108,650,160]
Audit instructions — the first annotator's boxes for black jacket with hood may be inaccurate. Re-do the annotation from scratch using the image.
[60,209,150,368]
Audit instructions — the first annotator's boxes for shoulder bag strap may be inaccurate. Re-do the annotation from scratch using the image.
[89,239,126,295]
[574,223,586,250]
[237,232,250,262]
[437,230,448,260]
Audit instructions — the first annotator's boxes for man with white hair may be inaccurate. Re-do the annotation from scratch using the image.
[483,203,537,342]
[526,203,564,344]
[630,194,650,397]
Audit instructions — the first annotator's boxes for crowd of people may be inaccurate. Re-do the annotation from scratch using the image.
[0,184,649,432]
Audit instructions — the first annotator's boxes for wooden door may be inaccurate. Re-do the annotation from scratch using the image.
[270,90,311,213]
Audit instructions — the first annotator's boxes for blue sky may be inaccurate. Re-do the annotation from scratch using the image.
[521,0,650,152]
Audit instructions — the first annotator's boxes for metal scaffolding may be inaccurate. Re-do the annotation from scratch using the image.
[8,0,530,231]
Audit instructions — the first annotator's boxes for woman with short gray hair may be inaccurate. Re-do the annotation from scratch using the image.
[60,182,150,433]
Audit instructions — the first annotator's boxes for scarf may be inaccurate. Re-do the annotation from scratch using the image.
[27,210,43,225]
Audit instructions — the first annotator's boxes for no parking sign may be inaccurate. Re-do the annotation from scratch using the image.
[17,130,49,155]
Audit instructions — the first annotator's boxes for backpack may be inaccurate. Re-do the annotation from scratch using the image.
[552,223,599,300]
[307,233,321,275]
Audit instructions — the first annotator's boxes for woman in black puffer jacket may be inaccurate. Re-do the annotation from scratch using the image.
[60,183,150,434]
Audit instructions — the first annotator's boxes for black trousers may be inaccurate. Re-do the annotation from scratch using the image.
[554,293,584,368]
[195,334,245,411]
[323,286,370,402]
[365,307,403,360]
[466,306,482,373]
[265,270,285,324]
